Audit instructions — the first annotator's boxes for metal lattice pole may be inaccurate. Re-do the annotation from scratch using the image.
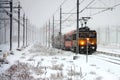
[49,20,50,47]
[60,6,62,49]
[76,0,79,54]
[53,16,55,48]
[26,18,28,46]
[10,0,13,51]
[18,2,20,48]
[23,14,25,47]
[46,24,47,47]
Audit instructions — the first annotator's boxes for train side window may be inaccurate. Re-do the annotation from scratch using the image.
[73,34,76,40]
[65,36,71,41]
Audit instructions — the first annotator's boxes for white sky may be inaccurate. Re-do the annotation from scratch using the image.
[20,0,64,28]
[20,0,120,31]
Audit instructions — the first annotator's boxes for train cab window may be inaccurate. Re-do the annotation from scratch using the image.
[79,32,89,38]
[89,32,96,38]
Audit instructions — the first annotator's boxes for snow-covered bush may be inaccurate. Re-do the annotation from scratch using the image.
[0,61,39,80]
[51,64,64,70]
[50,71,64,80]
[0,57,9,65]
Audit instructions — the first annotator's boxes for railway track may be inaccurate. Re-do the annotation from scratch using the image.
[92,52,120,66]
[95,51,120,58]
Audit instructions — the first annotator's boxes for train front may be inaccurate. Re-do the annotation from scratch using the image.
[79,30,97,54]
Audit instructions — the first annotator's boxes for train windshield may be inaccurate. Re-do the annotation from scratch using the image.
[89,32,96,38]
[79,32,96,38]
[79,32,89,38]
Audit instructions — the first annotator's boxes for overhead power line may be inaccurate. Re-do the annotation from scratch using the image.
[89,2,120,16]
[60,0,69,6]
[79,0,95,13]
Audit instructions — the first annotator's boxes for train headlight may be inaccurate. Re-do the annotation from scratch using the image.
[92,47,95,49]
[80,41,85,45]
[81,46,84,49]
[91,42,94,45]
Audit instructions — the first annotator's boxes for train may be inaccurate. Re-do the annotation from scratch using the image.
[51,27,97,54]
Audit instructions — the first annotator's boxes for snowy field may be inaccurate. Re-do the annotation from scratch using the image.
[0,43,120,80]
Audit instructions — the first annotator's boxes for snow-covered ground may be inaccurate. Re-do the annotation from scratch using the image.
[97,44,120,55]
[0,43,120,80]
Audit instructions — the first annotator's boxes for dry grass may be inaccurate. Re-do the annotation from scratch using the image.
[51,64,64,71]
[0,61,38,80]
[0,57,9,65]
[96,76,103,80]
[89,71,96,75]
[50,71,64,80]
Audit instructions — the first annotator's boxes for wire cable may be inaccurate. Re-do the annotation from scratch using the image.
[89,2,120,17]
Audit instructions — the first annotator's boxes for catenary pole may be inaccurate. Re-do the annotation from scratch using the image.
[18,2,20,48]
[46,24,47,47]
[53,16,55,48]
[23,14,25,47]
[26,18,28,46]
[49,20,50,47]
[76,0,79,54]
[60,6,62,49]
[10,0,13,51]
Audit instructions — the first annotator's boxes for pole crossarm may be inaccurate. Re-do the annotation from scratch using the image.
[0,10,19,13]
[0,1,10,2]
[63,19,76,21]
[2,7,21,15]
[62,13,76,14]
[0,6,22,9]
[0,1,10,4]
[0,18,9,20]
[86,7,113,9]
[2,7,24,26]
[0,2,9,4]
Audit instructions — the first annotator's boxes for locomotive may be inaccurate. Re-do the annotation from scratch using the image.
[71,27,97,54]
[52,27,97,54]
